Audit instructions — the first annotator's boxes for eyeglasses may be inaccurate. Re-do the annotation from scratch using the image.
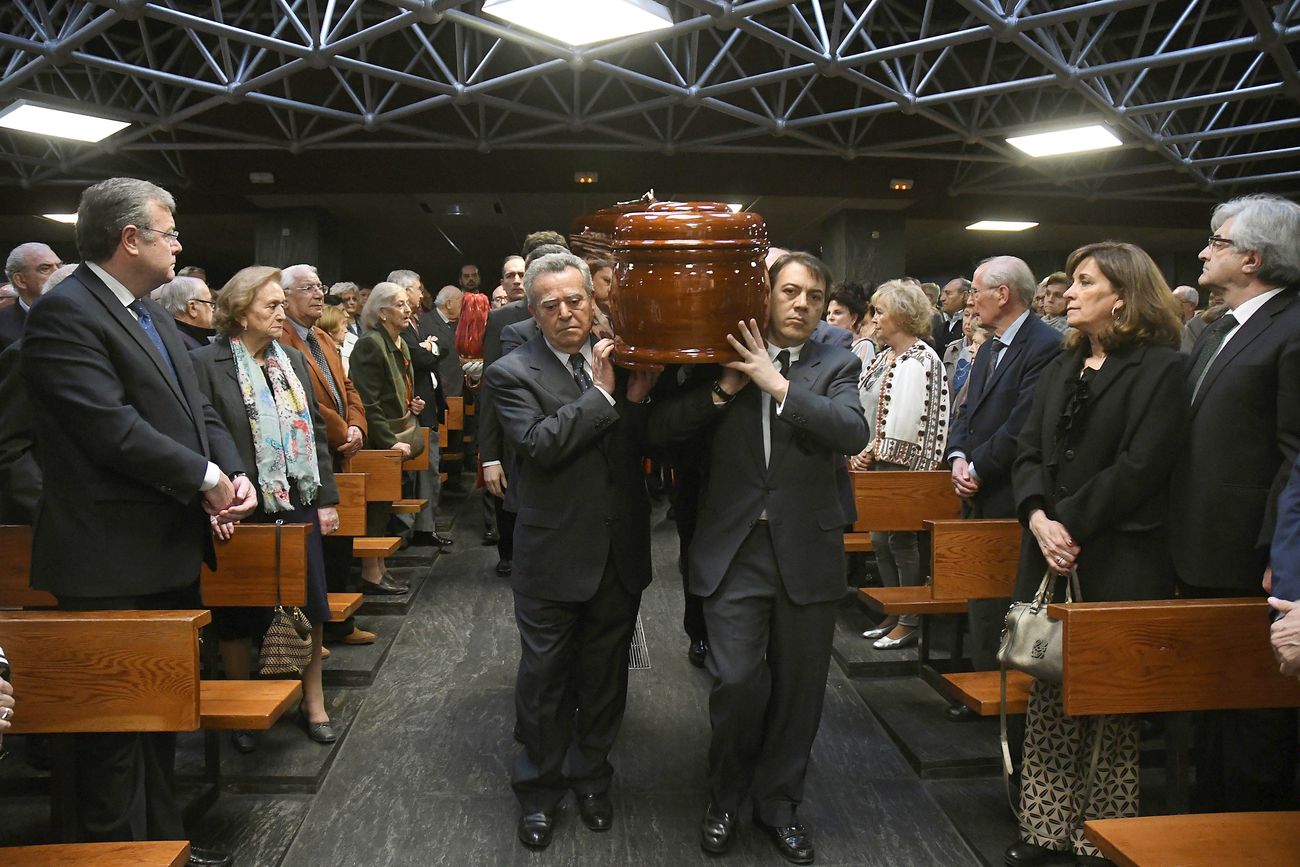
[139,225,181,245]
[1206,234,1237,251]
[191,298,214,307]
[291,282,325,294]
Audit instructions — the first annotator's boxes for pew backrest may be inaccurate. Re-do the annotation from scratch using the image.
[200,523,308,607]
[341,449,403,501]
[926,519,1021,600]
[0,524,55,608]
[851,470,960,532]
[334,472,367,536]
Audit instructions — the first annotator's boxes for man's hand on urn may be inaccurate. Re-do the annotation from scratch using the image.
[627,367,662,404]
[592,338,616,394]
[724,319,787,403]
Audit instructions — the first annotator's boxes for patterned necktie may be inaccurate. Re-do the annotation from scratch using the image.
[1188,312,1238,400]
[306,330,345,414]
[128,299,177,381]
[569,353,592,393]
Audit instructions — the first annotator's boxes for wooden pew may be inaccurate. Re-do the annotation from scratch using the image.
[442,395,465,465]
[1084,812,1300,867]
[0,524,54,608]
[201,523,308,607]
[0,841,190,866]
[340,449,404,557]
[393,427,432,514]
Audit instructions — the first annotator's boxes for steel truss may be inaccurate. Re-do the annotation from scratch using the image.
[0,0,1297,198]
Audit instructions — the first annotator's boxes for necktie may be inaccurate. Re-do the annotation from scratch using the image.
[987,337,1005,368]
[128,300,177,381]
[306,330,345,414]
[569,353,592,394]
[763,350,791,466]
[1188,312,1238,400]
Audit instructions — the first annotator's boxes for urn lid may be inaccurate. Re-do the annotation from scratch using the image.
[613,202,767,249]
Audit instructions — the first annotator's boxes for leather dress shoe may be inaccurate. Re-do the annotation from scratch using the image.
[1005,840,1069,867]
[188,846,232,867]
[230,729,257,754]
[361,574,406,595]
[299,711,338,744]
[700,802,736,855]
[518,810,554,848]
[946,703,977,722]
[482,530,499,545]
[496,559,513,577]
[577,791,613,831]
[412,531,454,547]
[688,638,708,668]
[753,818,814,865]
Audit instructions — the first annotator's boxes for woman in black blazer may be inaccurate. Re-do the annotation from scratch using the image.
[191,266,341,749]
[1005,242,1187,867]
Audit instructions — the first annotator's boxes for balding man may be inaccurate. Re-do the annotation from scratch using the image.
[1172,285,1200,323]
[945,255,1062,717]
[932,277,971,350]
[155,275,215,350]
[0,242,62,350]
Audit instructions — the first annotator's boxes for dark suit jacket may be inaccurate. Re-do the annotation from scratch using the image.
[647,341,869,605]
[811,319,854,349]
[281,321,369,453]
[479,310,537,512]
[931,311,963,353]
[1012,342,1187,603]
[403,320,445,429]
[0,302,27,352]
[1170,287,1300,591]
[21,264,241,597]
[0,341,40,522]
[1270,453,1300,603]
[946,313,1062,518]
[189,339,339,509]
[417,309,462,400]
[484,332,652,602]
[173,318,215,352]
[483,300,532,369]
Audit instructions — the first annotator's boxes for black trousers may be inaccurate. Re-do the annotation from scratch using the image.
[1179,581,1299,811]
[54,585,200,842]
[669,457,707,643]
[510,558,641,812]
[704,524,838,826]
[320,534,355,640]
[492,495,515,562]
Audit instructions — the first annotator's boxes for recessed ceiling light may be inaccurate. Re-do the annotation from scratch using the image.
[889,178,914,192]
[249,171,275,184]
[484,0,672,46]
[575,171,599,185]
[0,100,129,143]
[966,220,1039,232]
[41,213,78,224]
[1006,124,1122,158]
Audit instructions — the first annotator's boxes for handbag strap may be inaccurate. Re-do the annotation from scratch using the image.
[1000,664,1020,820]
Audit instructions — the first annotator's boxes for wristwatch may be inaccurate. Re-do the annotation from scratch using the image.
[711,380,737,405]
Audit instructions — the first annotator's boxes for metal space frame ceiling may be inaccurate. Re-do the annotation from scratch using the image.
[1,0,1298,202]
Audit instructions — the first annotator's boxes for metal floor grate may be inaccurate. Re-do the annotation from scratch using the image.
[627,614,651,670]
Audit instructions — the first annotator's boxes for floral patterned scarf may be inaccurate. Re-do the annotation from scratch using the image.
[230,335,320,512]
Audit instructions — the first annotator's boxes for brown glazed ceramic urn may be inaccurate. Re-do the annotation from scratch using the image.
[609,201,769,368]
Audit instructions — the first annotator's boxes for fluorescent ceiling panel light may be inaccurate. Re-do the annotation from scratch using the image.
[41,213,78,224]
[483,0,672,46]
[1006,124,1121,158]
[0,100,129,143]
[966,221,1039,232]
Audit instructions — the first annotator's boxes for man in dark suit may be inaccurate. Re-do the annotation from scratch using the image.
[931,276,971,352]
[0,340,40,523]
[155,274,216,350]
[485,252,659,849]
[0,242,62,351]
[280,263,375,645]
[1169,192,1300,812]
[945,256,1062,711]
[21,177,256,865]
[648,252,869,864]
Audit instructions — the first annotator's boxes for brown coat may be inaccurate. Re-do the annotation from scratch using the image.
[281,322,368,453]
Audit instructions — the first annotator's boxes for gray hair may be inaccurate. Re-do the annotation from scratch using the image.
[155,276,209,315]
[76,177,176,263]
[434,285,462,309]
[523,252,592,307]
[329,281,358,297]
[1210,193,1300,287]
[360,281,406,330]
[5,242,55,282]
[1172,285,1200,306]
[386,269,421,290]
[977,255,1037,309]
[44,263,78,293]
[280,263,318,291]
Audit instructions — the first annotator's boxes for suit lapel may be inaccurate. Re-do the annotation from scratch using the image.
[527,335,580,405]
[963,339,997,415]
[1191,289,1297,415]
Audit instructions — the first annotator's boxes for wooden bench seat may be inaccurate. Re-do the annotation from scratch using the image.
[328,591,364,620]
[199,680,301,730]
[937,670,1032,716]
[1084,812,1300,867]
[390,498,428,514]
[353,536,402,557]
[843,533,874,553]
[857,585,967,615]
[0,841,190,866]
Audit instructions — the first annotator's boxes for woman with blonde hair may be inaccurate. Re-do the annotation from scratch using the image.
[854,279,950,649]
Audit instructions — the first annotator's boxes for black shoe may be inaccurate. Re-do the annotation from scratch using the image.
[230,729,257,754]
[688,638,708,668]
[482,530,499,545]
[700,802,736,855]
[1005,840,1069,867]
[411,531,453,547]
[518,810,554,848]
[753,818,814,865]
[577,791,613,831]
[188,847,232,867]
[298,711,338,744]
[946,703,977,722]
[496,559,512,577]
[361,574,407,595]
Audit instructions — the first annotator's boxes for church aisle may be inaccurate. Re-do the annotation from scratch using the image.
[279,492,981,866]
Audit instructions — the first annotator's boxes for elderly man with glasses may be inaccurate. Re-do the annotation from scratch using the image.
[155,274,216,350]
[0,242,62,351]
